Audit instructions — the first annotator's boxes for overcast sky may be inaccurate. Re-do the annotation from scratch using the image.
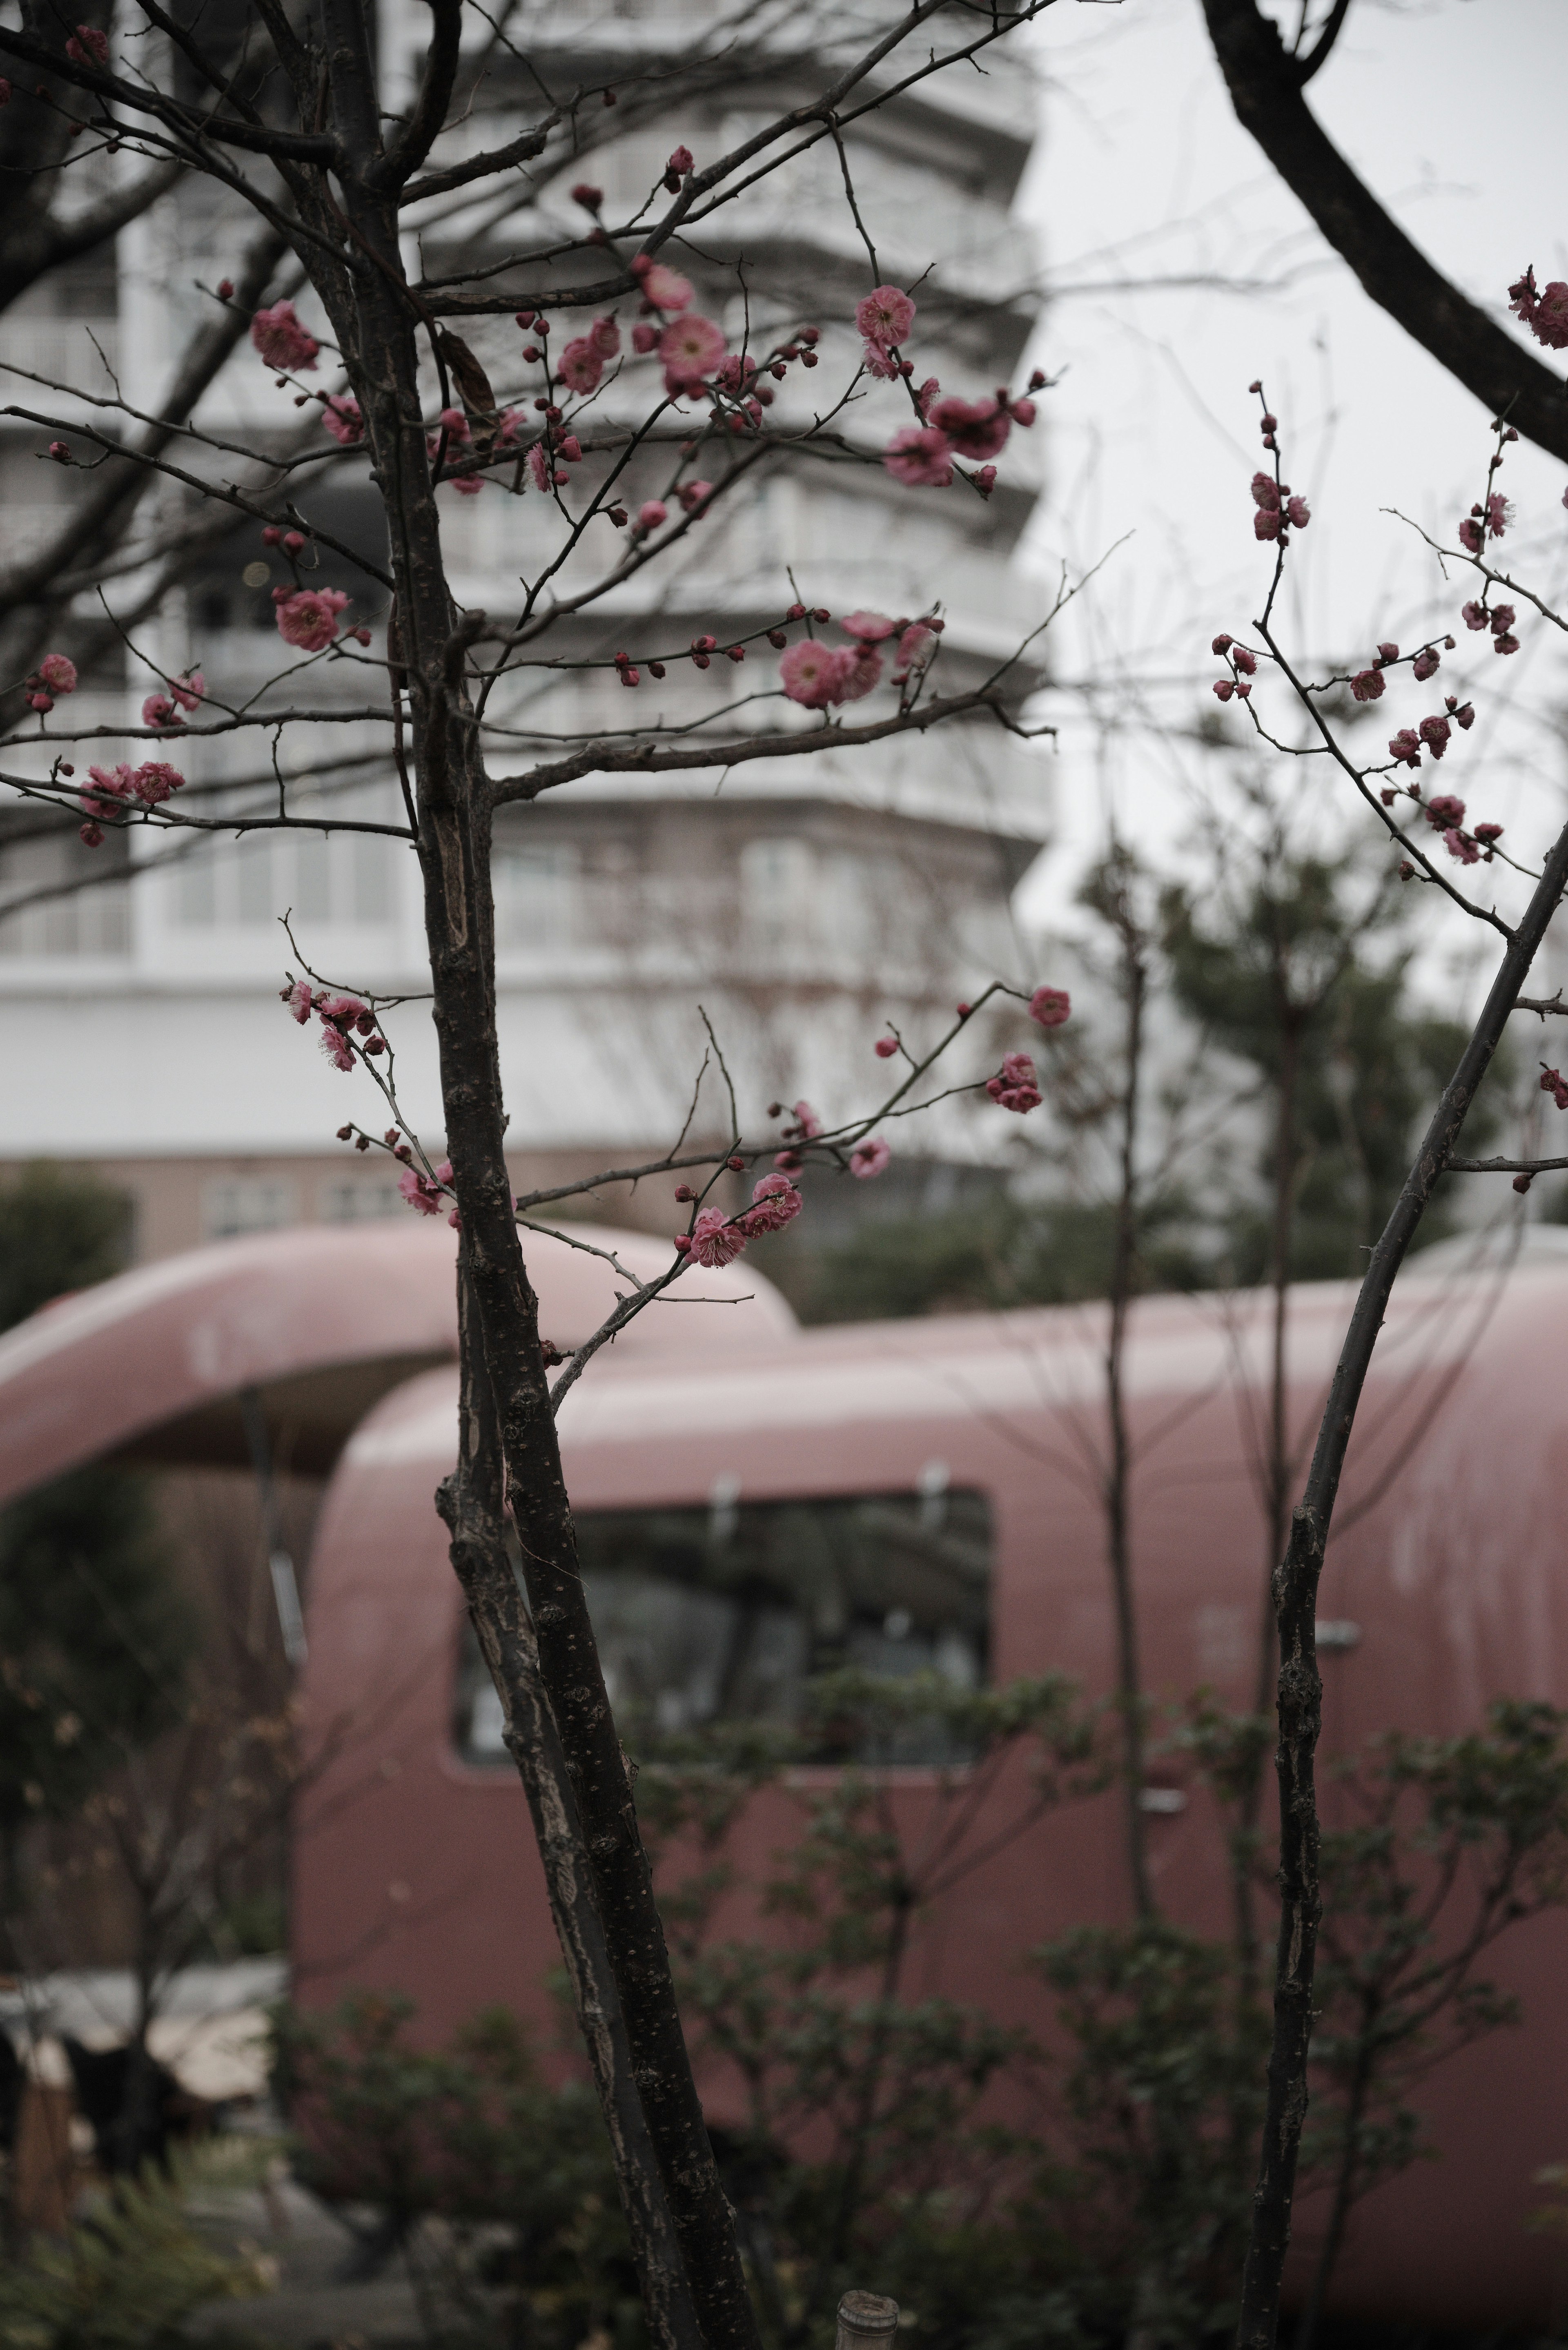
[1010,0,1567,994]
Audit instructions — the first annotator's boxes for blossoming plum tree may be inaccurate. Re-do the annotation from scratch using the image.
[0,4,1080,2342]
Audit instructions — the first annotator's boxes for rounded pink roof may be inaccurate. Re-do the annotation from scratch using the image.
[0,1219,796,1501]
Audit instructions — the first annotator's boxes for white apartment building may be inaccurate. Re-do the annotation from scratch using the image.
[0,1,1053,1260]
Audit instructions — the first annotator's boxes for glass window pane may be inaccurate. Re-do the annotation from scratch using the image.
[453,1489,991,1766]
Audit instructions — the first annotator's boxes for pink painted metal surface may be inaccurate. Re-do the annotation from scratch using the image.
[294,1254,1568,2329]
[0,1218,796,1494]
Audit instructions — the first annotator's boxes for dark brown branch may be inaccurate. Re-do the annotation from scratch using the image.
[1447,1154,1568,1175]
[0,22,343,163]
[1236,809,1568,2349]
[1201,0,1568,462]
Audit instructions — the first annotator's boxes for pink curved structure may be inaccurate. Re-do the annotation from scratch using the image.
[294,1253,1568,2330]
[0,1218,795,1493]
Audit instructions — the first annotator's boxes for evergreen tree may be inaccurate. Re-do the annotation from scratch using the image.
[0,1166,196,1951]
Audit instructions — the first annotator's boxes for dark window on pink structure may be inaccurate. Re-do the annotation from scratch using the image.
[454,1487,991,1765]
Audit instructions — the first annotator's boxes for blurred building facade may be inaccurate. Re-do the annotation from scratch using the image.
[0,0,1051,1260]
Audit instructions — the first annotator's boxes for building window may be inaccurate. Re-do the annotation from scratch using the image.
[173,823,396,931]
[0,827,130,957]
[493,842,579,951]
[319,1177,404,1222]
[203,1177,298,1240]
[739,836,816,950]
[454,1488,991,1766]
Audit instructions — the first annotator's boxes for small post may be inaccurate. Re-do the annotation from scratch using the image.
[835,2293,900,2350]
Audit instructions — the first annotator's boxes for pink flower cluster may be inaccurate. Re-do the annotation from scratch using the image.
[251,300,319,374]
[780,610,942,709]
[1461,598,1519,656]
[1251,470,1310,542]
[274,585,350,651]
[1211,636,1258,703]
[399,1159,456,1225]
[78,758,187,843]
[141,671,204,728]
[321,393,364,446]
[1509,266,1568,352]
[1458,492,1510,556]
[23,651,78,713]
[675,1171,805,1268]
[987,1051,1041,1115]
[558,316,621,395]
[282,978,386,1072]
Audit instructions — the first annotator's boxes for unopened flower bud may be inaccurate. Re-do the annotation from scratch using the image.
[727,1155,745,1171]
[875,1037,898,1058]
[1513,1172,1533,1193]
[217,277,234,299]
[675,1184,695,1201]
[1211,633,1233,654]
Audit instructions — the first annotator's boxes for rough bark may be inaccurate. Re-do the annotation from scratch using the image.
[1235,812,1568,2349]
[298,13,762,2341]
[1201,0,1568,464]
[437,1262,705,2350]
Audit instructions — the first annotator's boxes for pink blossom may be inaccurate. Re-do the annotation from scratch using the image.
[842,611,897,642]
[973,465,998,498]
[861,341,901,381]
[915,377,940,421]
[1285,495,1310,528]
[1444,829,1479,865]
[1490,603,1516,635]
[558,337,604,395]
[1474,821,1503,844]
[171,670,204,711]
[142,692,179,728]
[780,638,853,708]
[129,760,185,805]
[1425,793,1465,829]
[1508,267,1568,351]
[633,256,694,312]
[1213,679,1235,702]
[319,1024,356,1073]
[276,586,349,651]
[1541,1067,1568,1112]
[1418,714,1451,761]
[37,653,77,694]
[659,312,726,390]
[79,821,102,847]
[849,1137,890,1179]
[1458,518,1483,555]
[1411,647,1440,681]
[742,1172,804,1233]
[929,395,1011,462]
[677,479,713,513]
[528,444,552,492]
[893,623,935,681]
[631,322,659,355]
[83,763,136,815]
[1494,632,1520,657]
[1388,729,1422,769]
[1030,985,1071,1029]
[321,393,363,445]
[884,426,953,488]
[1011,396,1038,428]
[855,284,916,351]
[667,143,694,175]
[791,1101,823,1139]
[637,500,668,530]
[1461,601,1488,630]
[986,1051,1041,1115]
[1251,471,1281,512]
[250,299,319,373]
[687,1206,747,1267]
[1350,669,1385,702]
[66,25,108,65]
[399,1165,445,1215]
[285,979,314,1023]
[836,645,883,703]
[1486,492,1510,538]
[1455,702,1476,730]
[1232,646,1256,676]
[1254,507,1282,542]
[589,317,621,359]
